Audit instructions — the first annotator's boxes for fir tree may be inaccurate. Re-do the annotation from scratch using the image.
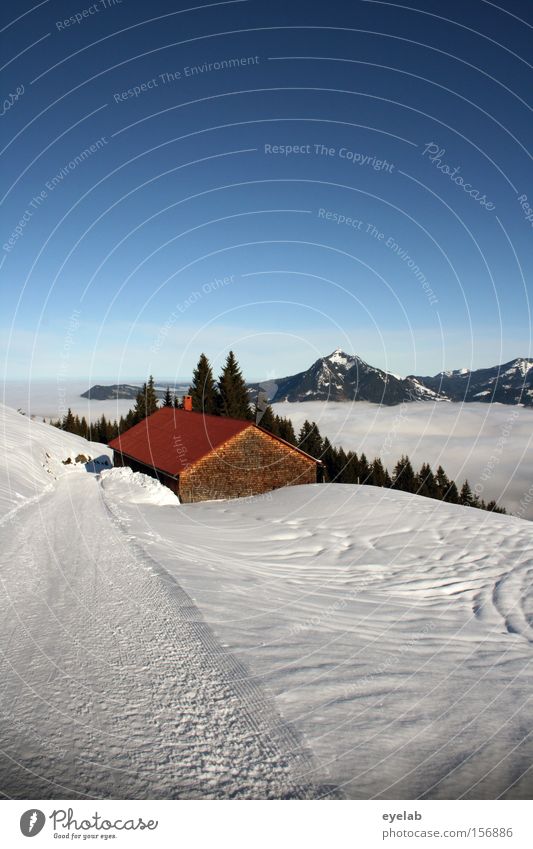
[218,351,252,419]
[371,457,388,487]
[276,416,296,445]
[189,353,219,414]
[163,386,173,407]
[444,480,460,504]
[62,408,75,432]
[145,375,159,416]
[255,402,278,434]
[486,499,506,514]
[342,451,359,484]
[460,480,474,506]
[97,415,109,444]
[321,437,340,481]
[358,453,371,484]
[417,462,438,498]
[392,455,416,492]
[297,420,323,458]
[132,376,158,424]
[133,382,147,423]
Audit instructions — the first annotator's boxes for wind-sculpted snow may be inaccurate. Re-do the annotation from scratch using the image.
[112,484,533,799]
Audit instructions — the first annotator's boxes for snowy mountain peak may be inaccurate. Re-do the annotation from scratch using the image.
[325,349,356,367]
[257,350,444,405]
[509,358,533,377]
[412,358,533,406]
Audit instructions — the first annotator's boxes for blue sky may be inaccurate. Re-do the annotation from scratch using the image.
[1,0,532,384]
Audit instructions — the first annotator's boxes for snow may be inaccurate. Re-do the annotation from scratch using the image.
[272,401,533,518]
[2,401,533,799]
[101,467,180,506]
[327,350,353,366]
[105,484,533,799]
[504,359,533,378]
[0,403,111,519]
[407,378,444,400]
[0,404,330,799]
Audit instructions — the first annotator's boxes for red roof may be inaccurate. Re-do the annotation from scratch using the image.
[109,408,251,476]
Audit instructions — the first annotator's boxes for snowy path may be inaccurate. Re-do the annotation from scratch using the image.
[0,472,329,799]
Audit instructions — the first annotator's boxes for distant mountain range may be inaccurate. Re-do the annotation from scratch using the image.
[409,359,533,405]
[80,383,189,401]
[251,349,533,407]
[81,351,533,407]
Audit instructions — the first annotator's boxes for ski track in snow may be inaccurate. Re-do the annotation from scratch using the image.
[0,472,332,799]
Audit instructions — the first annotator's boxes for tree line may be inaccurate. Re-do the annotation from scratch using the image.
[53,350,506,514]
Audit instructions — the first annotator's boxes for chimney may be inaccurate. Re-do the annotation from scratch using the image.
[183,394,193,411]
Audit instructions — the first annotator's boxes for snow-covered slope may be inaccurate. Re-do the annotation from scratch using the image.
[107,484,533,799]
[0,403,111,519]
[2,402,532,798]
[0,405,329,799]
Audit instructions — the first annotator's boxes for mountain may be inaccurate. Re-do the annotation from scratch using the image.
[81,355,533,407]
[253,349,443,405]
[411,358,533,406]
[80,383,189,401]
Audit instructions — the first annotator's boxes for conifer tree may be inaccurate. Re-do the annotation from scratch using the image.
[444,480,460,504]
[189,354,219,414]
[297,420,323,458]
[392,455,416,492]
[435,465,450,498]
[371,457,388,487]
[62,408,75,432]
[217,351,252,419]
[132,376,158,423]
[321,437,339,481]
[486,499,506,514]
[342,450,359,484]
[460,479,474,506]
[255,402,278,434]
[417,462,437,498]
[97,415,109,444]
[276,416,297,445]
[145,375,159,416]
[163,386,173,407]
[358,453,371,484]
[133,382,147,423]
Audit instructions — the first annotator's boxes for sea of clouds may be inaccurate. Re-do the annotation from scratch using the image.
[273,400,533,519]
